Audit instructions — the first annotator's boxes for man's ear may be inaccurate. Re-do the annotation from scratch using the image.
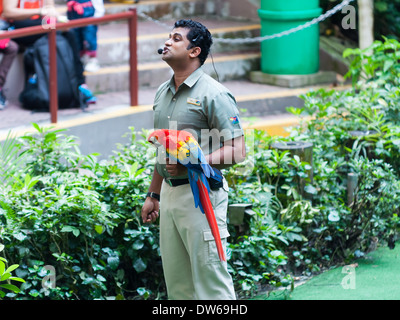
[189,46,201,59]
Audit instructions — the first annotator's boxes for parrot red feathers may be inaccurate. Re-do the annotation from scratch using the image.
[148,129,226,262]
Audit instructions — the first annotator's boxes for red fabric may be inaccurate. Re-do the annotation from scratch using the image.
[0,38,10,49]
[67,1,93,15]
[18,0,43,9]
[16,0,43,20]
[0,0,8,49]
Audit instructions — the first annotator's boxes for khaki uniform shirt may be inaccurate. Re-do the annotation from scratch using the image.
[153,67,243,180]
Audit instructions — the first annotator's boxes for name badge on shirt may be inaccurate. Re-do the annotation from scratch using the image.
[187,97,201,106]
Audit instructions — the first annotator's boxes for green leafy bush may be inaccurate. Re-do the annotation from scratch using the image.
[286,38,400,261]
[0,243,25,298]
[225,38,400,297]
[0,126,163,299]
[225,131,313,296]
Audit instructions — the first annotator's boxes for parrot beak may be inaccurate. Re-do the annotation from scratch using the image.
[148,131,163,148]
[148,136,161,147]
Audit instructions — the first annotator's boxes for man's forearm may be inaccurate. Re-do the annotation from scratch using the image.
[206,135,246,169]
[148,166,163,194]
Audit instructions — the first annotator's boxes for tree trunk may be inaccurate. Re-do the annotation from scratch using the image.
[358,0,374,49]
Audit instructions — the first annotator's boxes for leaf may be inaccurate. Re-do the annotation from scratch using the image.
[13,232,27,241]
[133,257,147,273]
[286,232,303,242]
[137,287,151,299]
[286,106,303,116]
[9,276,25,283]
[343,47,358,58]
[0,283,20,293]
[383,60,394,73]
[130,162,138,176]
[328,210,340,222]
[5,264,19,274]
[61,226,80,237]
[132,240,144,250]
[96,274,107,282]
[270,250,284,258]
[0,260,4,275]
[375,1,388,12]
[135,168,146,177]
[31,122,41,132]
[304,184,317,195]
[107,256,120,271]
[1,273,11,281]
[95,225,104,235]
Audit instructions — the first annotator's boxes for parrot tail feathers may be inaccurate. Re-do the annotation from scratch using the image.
[196,179,227,262]
[188,170,205,213]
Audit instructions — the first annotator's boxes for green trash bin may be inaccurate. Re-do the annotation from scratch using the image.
[258,0,322,75]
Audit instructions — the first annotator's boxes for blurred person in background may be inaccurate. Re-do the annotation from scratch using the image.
[66,0,105,73]
[0,3,18,110]
[2,0,96,104]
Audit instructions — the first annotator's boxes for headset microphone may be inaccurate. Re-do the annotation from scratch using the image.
[158,48,163,54]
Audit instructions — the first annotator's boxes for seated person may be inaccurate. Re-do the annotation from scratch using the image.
[0,37,18,110]
[0,4,19,110]
[2,0,96,104]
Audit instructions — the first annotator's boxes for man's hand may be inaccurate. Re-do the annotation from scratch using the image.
[41,5,59,18]
[141,197,159,223]
[165,157,187,176]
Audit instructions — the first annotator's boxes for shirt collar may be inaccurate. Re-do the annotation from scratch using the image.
[168,67,204,93]
[183,67,204,88]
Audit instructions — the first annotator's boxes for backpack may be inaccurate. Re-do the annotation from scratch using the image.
[67,0,95,20]
[20,33,87,111]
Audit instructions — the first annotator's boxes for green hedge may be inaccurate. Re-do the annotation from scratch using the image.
[0,127,164,299]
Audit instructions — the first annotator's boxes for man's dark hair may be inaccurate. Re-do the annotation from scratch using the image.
[174,19,213,66]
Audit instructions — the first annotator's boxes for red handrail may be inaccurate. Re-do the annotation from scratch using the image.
[0,9,138,124]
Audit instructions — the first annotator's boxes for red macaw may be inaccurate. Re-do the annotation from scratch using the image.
[148,129,226,262]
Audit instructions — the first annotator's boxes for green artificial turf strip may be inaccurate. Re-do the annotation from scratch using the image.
[257,242,400,300]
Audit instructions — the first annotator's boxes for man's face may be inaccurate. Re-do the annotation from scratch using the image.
[161,27,194,64]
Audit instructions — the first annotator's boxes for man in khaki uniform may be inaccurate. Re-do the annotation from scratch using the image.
[141,19,245,300]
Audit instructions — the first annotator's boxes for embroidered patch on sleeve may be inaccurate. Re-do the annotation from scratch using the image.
[187,97,201,106]
[229,116,240,124]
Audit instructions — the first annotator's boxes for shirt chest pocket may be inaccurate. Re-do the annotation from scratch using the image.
[177,105,208,131]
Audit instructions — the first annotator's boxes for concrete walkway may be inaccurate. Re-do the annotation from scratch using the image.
[0,80,348,144]
[0,81,291,132]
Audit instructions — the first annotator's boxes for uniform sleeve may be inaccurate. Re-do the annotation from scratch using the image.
[207,91,244,142]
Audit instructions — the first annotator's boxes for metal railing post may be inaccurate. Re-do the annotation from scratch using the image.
[48,29,58,124]
[128,8,138,107]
